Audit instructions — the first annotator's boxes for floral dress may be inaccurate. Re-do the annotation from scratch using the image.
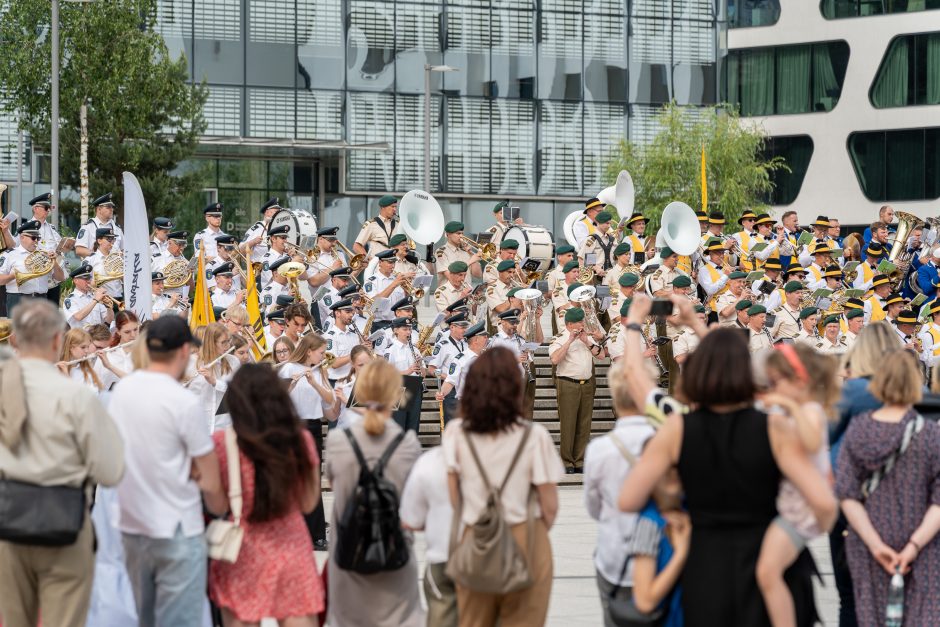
[208,429,325,622]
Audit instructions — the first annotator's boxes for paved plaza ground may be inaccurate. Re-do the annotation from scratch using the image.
[305,485,839,626]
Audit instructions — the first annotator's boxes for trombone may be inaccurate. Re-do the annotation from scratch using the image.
[334,240,366,272]
[458,235,497,262]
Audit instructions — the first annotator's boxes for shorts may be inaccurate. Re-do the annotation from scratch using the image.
[773,515,809,552]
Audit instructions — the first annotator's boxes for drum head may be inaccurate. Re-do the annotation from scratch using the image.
[269,209,318,249]
[504,226,555,273]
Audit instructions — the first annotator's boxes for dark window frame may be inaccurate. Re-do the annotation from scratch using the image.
[869,30,940,109]
[847,127,940,202]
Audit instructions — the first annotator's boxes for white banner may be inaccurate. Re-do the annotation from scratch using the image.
[122,172,152,320]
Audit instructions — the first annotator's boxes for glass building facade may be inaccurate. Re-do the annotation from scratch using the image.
[147,0,720,237]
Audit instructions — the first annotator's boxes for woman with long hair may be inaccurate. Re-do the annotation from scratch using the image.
[208,364,325,627]
[618,295,837,627]
[442,347,564,626]
[94,310,139,390]
[230,334,252,365]
[272,336,295,365]
[325,344,373,429]
[836,350,940,625]
[278,333,334,551]
[57,328,104,392]
[187,322,241,432]
[324,359,423,627]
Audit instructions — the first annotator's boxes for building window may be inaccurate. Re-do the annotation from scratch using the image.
[821,0,940,19]
[728,0,780,28]
[725,41,849,116]
[762,136,813,205]
[871,32,940,108]
[848,128,940,201]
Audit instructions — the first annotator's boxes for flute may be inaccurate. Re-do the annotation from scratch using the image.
[203,346,236,370]
[63,340,135,366]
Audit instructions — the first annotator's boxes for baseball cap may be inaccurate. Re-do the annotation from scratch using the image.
[146,316,201,352]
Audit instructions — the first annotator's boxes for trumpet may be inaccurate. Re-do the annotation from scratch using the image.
[335,240,366,272]
[401,277,425,299]
[458,235,497,262]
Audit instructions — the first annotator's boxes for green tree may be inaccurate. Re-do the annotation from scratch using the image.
[604,104,786,231]
[0,0,208,223]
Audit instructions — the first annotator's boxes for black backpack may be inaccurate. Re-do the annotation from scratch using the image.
[334,428,410,574]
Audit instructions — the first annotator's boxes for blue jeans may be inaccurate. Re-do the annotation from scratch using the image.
[122,525,207,627]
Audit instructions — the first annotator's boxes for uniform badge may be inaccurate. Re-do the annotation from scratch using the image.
[206,269,212,280]
[324,295,332,306]
[76,228,85,239]
[263,295,272,305]
[374,337,385,348]
[262,262,269,271]
[0,256,5,266]
[326,339,333,350]
[432,345,441,355]
[64,298,72,308]
[448,362,457,375]
[364,281,373,291]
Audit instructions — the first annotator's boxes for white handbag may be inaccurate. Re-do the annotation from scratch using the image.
[206,426,244,563]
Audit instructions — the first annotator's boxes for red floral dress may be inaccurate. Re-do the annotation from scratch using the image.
[209,430,325,622]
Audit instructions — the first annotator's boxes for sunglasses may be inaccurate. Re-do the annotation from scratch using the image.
[20,233,39,240]
[206,213,223,218]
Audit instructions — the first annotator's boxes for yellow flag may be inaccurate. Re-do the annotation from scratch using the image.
[244,253,267,360]
[700,143,707,214]
[189,241,216,330]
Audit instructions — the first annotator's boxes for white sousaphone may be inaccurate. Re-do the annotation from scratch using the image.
[362,189,446,277]
[641,201,701,271]
[564,169,635,246]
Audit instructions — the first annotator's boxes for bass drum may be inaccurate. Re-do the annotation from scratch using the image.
[504,225,556,274]
[268,208,318,252]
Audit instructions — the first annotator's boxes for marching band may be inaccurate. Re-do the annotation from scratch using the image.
[2,183,939,442]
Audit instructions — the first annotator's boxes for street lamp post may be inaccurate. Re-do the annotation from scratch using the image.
[51,0,59,226]
[423,65,458,193]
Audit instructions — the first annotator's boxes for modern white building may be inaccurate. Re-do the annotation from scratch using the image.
[726,0,940,226]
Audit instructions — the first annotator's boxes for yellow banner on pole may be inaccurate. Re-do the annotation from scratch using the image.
[244,253,267,360]
[700,143,707,214]
[189,242,216,330]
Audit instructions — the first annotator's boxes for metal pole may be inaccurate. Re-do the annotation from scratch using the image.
[423,65,430,192]
[51,0,60,227]
[79,102,88,223]
[16,131,23,211]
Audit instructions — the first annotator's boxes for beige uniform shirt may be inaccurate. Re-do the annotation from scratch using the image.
[606,325,625,361]
[551,282,576,326]
[816,336,848,355]
[716,291,742,326]
[794,329,818,347]
[748,328,774,353]
[770,304,802,340]
[548,329,597,380]
[434,242,474,271]
[0,358,124,488]
[843,331,859,351]
[393,256,427,277]
[354,217,400,255]
[485,222,509,243]
[607,289,625,322]
[673,329,701,363]
[434,281,471,312]
[483,259,518,285]
[646,266,686,296]
[577,232,616,270]
[485,280,512,325]
[546,264,567,294]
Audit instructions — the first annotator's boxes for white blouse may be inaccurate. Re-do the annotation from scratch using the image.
[186,354,240,432]
[278,362,329,421]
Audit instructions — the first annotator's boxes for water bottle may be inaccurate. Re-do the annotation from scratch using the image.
[886,566,904,627]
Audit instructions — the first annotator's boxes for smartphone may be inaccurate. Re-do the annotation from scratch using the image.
[650,299,674,317]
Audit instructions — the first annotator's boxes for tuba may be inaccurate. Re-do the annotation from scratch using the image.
[569,284,604,336]
[887,211,923,288]
[399,189,445,247]
[278,261,307,302]
[162,258,191,289]
[15,251,54,286]
[93,252,124,287]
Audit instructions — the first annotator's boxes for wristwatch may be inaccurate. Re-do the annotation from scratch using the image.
[624,322,644,333]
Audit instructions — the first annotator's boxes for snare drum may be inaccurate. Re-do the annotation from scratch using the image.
[269,209,318,252]
[504,225,556,274]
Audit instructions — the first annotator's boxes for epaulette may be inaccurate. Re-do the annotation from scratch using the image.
[486,287,494,295]
[362,220,373,228]
[434,286,444,295]
[815,342,824,349]
[435,248,444,258]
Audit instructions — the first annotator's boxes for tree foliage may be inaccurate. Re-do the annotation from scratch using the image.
[604,104,786,231]
[0,0,207,221]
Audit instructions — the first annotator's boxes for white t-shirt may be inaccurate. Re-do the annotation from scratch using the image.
[278,362,328,421]
[110,370,214,539]
[399,447,453,564]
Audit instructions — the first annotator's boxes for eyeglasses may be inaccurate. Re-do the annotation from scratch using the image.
[20,233,39,240]
[206,213,223,218]
[275,348,290,356]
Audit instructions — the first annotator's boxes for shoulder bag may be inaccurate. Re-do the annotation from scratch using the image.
[206,426,244,563]
[446,421,535,594]
[861,412,924,500]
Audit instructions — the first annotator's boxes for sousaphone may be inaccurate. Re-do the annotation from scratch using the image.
[399,189,445,246]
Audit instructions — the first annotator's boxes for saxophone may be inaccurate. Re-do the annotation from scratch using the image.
[415,322,437,356]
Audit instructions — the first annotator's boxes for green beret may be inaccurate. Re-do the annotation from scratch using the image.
[389,233,408,247]
[846,309,864,320]
[619,273,639,287]
[567,282,584,296]
[620,298,633,317]
[500,239,519,250]
[378,194,397,207]
[614,242,631,257]
[784,281,804,293]
[556,244,575,255]
[448,261,469,273]
[823,314,840,326]
[565,307,585,323]
[507,287,521,298]
[562,260,580,273]
[735,299,753,312]
[492,201,508,213]
[729,271,748,280]
[672,275,692,288]
[444,221,464,234]
[747,304,767,316]
[497,260,516,272]
[660,246,675,258]
[595,211,613,224]
[694,304,707,314]
[799,307,819,320]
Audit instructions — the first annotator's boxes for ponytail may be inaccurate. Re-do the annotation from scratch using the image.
[355,360,402,436]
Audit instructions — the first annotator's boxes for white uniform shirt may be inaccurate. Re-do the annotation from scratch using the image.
[430,335,465,375]
[242,220,270,262]
[205,257,243,291]
[490,330,528,379]
[383,337,421,374]
[260,282,288,314]
[193,226,227,259]
[87,250,123,298]
[445,350,479,398]
[76,217,124,252]
[317,284,341,325]
[364,272,405,320]
[0,246,47,294]
[64,288,110,328]
[211,286,240,310]
[697,261,729,298]
[151,293,176,318]
[150,238,169,257]
[324,324,361,380]
[16,219,63,289]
